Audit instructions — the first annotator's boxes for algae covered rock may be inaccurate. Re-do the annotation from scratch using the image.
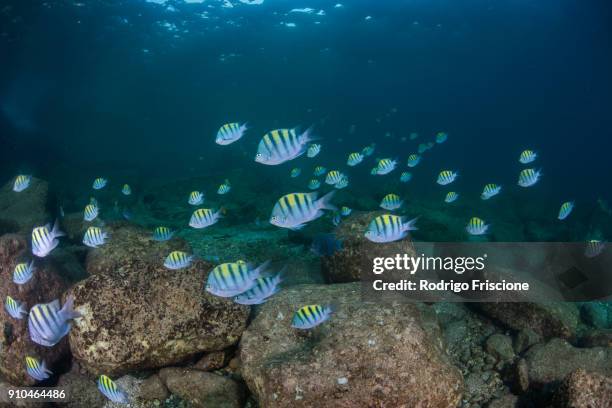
[475,302,580,339]
[524,338,612,387]
[67,224,250,375]
[240,283,463,407]
[0,177,51,235]
[0,234,70,385]
[321,211,416,283]
[552,368,612,408]
[159,367,245,408]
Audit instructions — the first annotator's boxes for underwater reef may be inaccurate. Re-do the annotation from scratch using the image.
[0,174,611,408]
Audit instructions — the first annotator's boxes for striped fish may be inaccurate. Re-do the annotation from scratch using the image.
[290,168,301,178]
[307,143,321,158]
[83,203,99,222]
[400,172,412,183]
[308,179,321,190]
[585,240,605,258]
[270,191,336,230]
[25,356,52,381]
[152,226,174,242]
[5,295,27,319]
[28,296,80,347]
[92,178,107,190]
[558,201,574,220]
[189,208,222,229]
[255,128,315,165]
[121,184,131,196]
[407,154,420,168]
[188,191,204,206]
[437,170,458,185]
[334,176,349,189]
[13,260,35,285]
[380,193,403,210]
[163,251,194,270]
[233,274,282,305]
[206,260,270,297]
[445,191,459,203]
[340,206,352,216]
[13,175,31,192]
[435,132,448,144]
[365,214,418,243]
[215,122,247,145]
[518,168,541,187]
[313,166,326,176]
[346,152,364,166]
[32,220,64,258]
[325,170,344,185]
[291,304,333,329]
[217,180,231,194]
[466,217,489,235]
[361,144,375,157]
[481,184,501,200]
[519,149,537,164]
[97,375,128,404]
[375,158,397,175]
[83,227,108,248]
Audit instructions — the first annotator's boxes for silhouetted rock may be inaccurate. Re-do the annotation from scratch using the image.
[0,177,51,235]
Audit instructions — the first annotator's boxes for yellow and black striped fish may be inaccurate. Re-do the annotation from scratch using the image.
[291,304,333,329]
[98,375,128,404]
[270,191,336,230]
[216,123,247,145]
[189,208,221,229]
[365,214,418,243]
[163,251,193,270]
[255,128,314,165]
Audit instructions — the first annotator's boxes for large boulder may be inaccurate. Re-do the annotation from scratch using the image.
[159,367,245,408]
[321,211,416,283]
[0,177,51,235]
[240,283,463,407]
[475,302,580,339]
[552,369,612,408]
[68,224,250,375]
[524,338,612,388]
[0,234,70,385]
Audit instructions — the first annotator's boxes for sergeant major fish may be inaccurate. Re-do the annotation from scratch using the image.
[216,122,248,145]
[28,296,80,347]
[270,191,336,230]
[32,221,64,257]
[365,214,418,243]
[255,128,316,165]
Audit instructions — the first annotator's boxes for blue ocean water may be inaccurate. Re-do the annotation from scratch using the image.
[0,0,611,231]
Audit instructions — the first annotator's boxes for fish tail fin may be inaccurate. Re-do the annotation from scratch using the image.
[60,295,81,320]
[401,216,419,232]
[52,219,65,238]
[298,125,319,144]
[317,190,337,212]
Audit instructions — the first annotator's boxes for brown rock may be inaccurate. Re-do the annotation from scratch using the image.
[159,367,245,408]
[0,234,70,385]
[193,350,228,371]
[553,369,612,408]
[525,338,612,387]
[486,334,515,362]
[476,302,579,339]
[139,374,169,401]
[68,224,250,376]
[513,358,529,394]
[321,211,416,282]
[486,393,519,408]
[55,363,106,408]
[240,283,463,408]
[0,177,51,235]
